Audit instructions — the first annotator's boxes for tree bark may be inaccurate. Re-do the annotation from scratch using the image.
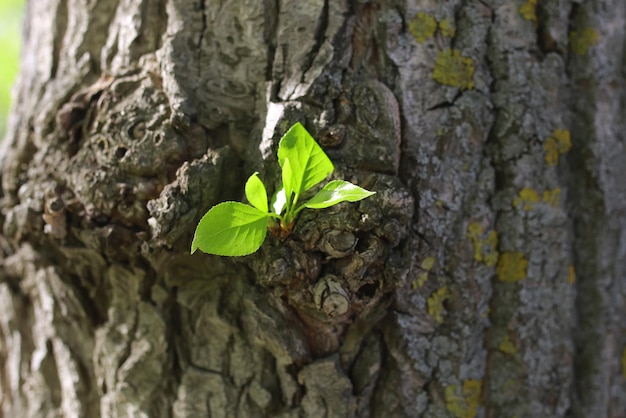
[0,1,625,417]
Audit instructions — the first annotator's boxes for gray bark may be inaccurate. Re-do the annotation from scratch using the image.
[0,0,624,417]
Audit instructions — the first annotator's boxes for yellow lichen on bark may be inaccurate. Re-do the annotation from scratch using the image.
[496,252,528,283]
[513,188,561,209]
[427,286,449,323]
[519,0,538,26]
[433,49,475,90]
[568,264,576,284]
[622,347,626,379]
[445,380,482,418]
[413,257,436,289]
[499,335,518,355]
[513,187,540,211]
[570,27,600,55]
[439,19,456,37]
[421,257,435,270]
[467,222,499,267]
[413,272,428,289]
[544,129,572,166]
[543,188,561,208]
[409,12,437,43]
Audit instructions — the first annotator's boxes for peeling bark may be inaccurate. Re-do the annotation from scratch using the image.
[0,1,624,417]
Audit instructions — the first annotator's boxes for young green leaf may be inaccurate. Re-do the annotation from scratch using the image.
[281,157,295,205]
[191,202,269,256]
[245,172,268,213]
[303,180,376,209]
[277,122,334,195]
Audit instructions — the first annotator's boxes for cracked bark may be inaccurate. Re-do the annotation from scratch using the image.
[0,1,625,417]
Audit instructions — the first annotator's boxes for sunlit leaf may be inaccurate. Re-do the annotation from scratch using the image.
[245,172,268,213]
[282,157,294,204]
[191,202,269,256]
[277,122,334,196]
[191,123,376,257]
[303,180,376,209]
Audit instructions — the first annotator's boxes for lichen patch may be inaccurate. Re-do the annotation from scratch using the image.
[496,252,528,283]
[542,188,561,208]
[519,0,538,26]
[544,129,572,166]
[513,188,540,211]
[445,379,482,418]
[568,265,576,284]
[413,256,436,289]
[408,12,437,43]
[570,27,600,55]
[467,222,498,267]
[438,19,456,38]
[433,49,475,90]
[499,335,517,355]
[427,286,449,323]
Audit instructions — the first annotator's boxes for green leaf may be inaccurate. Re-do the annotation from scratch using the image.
[277,122,334,196]
[303,180,376,209]
[271,186,287,215]
[191,202,269,256]
[282,157,294,205]
[245,172,268,213]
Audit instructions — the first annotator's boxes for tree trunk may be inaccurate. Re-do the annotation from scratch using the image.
[1,0,624,417]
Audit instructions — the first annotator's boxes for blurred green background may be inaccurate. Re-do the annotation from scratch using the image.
[0,0,24,138]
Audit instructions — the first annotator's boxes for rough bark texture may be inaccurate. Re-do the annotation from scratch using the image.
[0,0,624,417]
